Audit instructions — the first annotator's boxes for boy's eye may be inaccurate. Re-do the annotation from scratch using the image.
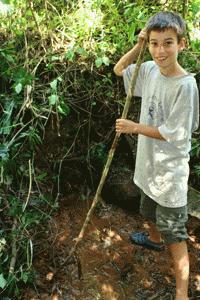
[165,41,173,46]
[150,42,157,46]
[149,41,173,48]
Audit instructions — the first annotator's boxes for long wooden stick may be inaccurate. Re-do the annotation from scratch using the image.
[9,218,18,275]
[68,41,147,259]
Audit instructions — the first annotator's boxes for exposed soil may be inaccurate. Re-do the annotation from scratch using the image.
[22,195,200,300]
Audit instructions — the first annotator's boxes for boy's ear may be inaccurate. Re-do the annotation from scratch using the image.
[179,37,186,51]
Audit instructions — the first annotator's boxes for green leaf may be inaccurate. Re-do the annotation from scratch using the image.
[95,56,110,68]
[21,272,29,284]
[1,52,14,63]
[102,56,110,66]
[95,57,103,68]
[0,274,7,289]
[1,0,11,4]
[0,101,15,135]
[65,50,75,61]
[35,172,47,182]
[13,68,34,85]
[48,94,58,105]
[4,175,13,186]
[76,47,87,56]
[15,83,22,94]
[51,55,60,62]
[57,103,70,116]
[0,238,6,253]
[0,144,9,160]
[50,79,57,91]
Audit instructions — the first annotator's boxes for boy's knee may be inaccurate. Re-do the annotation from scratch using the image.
[156,205,188,244]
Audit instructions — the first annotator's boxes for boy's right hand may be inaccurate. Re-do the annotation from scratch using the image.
[113,28,147,77]
[137,29,148,46]
[116,118,139,134]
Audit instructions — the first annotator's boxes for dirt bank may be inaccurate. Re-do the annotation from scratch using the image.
[22,195,200,300]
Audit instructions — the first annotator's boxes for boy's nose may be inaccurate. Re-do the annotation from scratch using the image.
[157,45,165,52]
[156,45,166,55]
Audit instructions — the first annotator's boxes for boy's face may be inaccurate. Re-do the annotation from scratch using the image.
[148,29,185,70]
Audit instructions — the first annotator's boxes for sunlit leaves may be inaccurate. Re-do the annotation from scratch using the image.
[191,138,200,158]
[0,100,15,135]
[49,77,59,105]
[0,144,9,160]
[65,49,75,61]
[0,273,7,289]
[95,56,110,68]
[48,94,58,105]
[57,101,70,116]
[0,238,6,254]
[35,172,47,182]
[13,68,34,86]
[0,49,15,63]
[14,83,22,94]
[48,77,70,116]
[19,126,42,150]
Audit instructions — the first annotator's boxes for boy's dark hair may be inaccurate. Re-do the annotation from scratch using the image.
[146,12,186,42]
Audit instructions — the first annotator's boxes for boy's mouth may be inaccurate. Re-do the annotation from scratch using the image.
[156,57,167,62]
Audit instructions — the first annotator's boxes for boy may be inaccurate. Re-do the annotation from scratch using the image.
[114,12,199,300]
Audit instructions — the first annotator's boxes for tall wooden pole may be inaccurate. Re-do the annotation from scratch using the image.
[68,41,147,259]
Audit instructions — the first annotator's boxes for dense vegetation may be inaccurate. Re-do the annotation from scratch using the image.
[0,0,199,297]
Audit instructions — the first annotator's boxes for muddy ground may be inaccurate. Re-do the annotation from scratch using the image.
[22,194,200,300]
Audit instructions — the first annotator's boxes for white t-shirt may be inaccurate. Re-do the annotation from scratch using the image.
[123,61,199,208]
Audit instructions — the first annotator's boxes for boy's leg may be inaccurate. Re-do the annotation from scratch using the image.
[147,221,162,243]
[136,191,189,298]
[168,241,189,300]
[156,205,189,300]
[139,191,162,243]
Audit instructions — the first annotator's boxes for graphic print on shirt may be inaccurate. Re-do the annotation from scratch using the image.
[147,95,164,126]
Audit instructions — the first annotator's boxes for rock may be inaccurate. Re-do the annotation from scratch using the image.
[102,164,141,212]
[188,186,200,219]
[102,164,200,219]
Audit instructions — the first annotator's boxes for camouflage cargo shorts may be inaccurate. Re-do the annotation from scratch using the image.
[140,190,188,244]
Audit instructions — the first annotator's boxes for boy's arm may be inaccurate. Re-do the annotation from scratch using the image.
[116,119,165,140]
[113,29,147,77]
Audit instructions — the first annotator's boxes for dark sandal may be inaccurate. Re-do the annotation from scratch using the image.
[130,232,164,251]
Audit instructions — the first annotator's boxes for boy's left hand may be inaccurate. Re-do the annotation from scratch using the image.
[116,118,138,134]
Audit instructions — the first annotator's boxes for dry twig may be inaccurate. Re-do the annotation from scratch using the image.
[28,0,46,53]
[9,218,18,275]
[23,159,32,212]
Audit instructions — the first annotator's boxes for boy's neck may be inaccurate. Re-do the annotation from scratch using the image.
[159,62,187,77]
